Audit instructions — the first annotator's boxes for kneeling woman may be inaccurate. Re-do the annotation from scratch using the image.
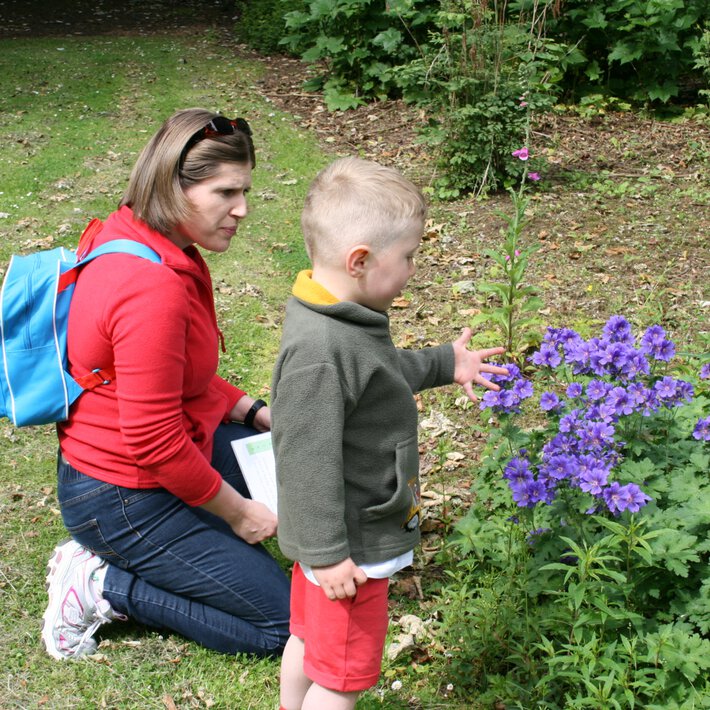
[42,109,290,659]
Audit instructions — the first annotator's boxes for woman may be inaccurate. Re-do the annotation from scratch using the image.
[41,108,290,659]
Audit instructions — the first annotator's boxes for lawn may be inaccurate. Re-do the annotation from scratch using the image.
[0,5,708,709]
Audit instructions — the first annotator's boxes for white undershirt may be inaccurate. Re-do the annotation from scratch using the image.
[300,550,414,586]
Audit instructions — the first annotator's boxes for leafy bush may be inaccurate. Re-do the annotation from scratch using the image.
[401,1,577,196]
[437,319,710,706]
[693,28,710,104]
[233,0,306,55]
[548,0,707,103]
[281,0,436,110]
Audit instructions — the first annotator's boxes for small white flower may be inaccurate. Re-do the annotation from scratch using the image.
[446,683,454,691]
[391,680,403,691]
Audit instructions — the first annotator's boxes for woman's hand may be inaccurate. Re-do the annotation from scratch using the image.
[452,327,509,402]
[229,498,277,544]
[200,480,277,544]
[313,558,368,600]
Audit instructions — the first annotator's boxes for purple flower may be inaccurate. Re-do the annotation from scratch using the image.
[626,382,649,407]
[639,326,676,362]
[593,400,618,422]
[595,341,635,375]
[528,172,541,181]
[606,386,635,416]
[622,352,651,379]
[654,376,678,401]
[603,482,651,514]
[558,411,581,433]
[693,416,710,441]
[479,373,532,415]
[603,482,625,513]
[640,325,666,349]
[700,363,710,380]
[504,457,534,486]
[511,478,549,507]
[675,380,694,404]
[564,338,593,374]
[587,380,609,401]
[540,454,576,481]
[566,382,583,399]
[603,316,635,345]
[544,433,579,456]
[618,483,651,513]
[531,344,562,368]
[486,362,520,385]
[540,391,562,412]
[513,378,534,400]
[579,467,609,495]
[512,147,529,161]
[578,421,616,451]
[499,390,517,409]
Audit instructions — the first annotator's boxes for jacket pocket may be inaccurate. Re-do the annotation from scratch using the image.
[360,435,419,522]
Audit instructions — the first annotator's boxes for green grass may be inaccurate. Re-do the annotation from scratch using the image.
[0,30,326,710]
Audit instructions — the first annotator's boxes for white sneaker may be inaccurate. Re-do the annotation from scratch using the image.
[41,539,123,660]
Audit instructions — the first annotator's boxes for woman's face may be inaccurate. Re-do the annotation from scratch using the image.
[171,162,252,252]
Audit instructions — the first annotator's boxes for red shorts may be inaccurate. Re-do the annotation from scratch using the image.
[289,562,389,692]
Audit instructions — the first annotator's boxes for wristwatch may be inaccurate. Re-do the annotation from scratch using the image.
[244,398,267,429]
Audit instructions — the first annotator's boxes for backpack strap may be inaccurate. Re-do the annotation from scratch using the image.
[58,239,161,292]
[75,368,116,391]
[66,238,162,390]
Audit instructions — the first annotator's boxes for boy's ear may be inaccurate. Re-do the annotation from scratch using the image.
[345,244,371,277]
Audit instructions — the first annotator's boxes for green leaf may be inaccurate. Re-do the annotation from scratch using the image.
[647,81,679,103]
[609,41,643,65]
[372,28,403,54]
[322,87,365,111]
[521,296,545,313]
[651,529,701,577]
[309,0,338,20]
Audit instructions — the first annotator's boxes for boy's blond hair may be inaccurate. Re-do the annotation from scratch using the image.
[301,157,427,266]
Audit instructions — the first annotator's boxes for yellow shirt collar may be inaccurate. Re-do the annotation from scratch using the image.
[292,270,340,306]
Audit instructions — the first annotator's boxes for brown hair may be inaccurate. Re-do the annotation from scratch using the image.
[120,108,255,235]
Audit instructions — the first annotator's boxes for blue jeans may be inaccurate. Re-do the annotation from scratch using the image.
[56,423,290,656]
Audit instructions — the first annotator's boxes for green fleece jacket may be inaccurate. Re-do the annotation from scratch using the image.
[271,271,454,568]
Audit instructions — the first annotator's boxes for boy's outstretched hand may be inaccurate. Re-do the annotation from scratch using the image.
[452,327,509,402]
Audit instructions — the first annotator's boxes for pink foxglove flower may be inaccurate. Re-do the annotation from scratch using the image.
[512,147,529,161]
[528,172,541,181]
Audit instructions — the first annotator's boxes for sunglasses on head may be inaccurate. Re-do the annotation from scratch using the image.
[179,116,252,167]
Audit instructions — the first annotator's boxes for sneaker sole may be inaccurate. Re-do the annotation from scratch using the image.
[41,538,96,660]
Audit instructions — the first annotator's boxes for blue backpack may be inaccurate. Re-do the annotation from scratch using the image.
[0,222,160,426]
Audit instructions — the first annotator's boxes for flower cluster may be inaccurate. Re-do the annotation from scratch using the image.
[479,363,533,414]
[481,316,703,515]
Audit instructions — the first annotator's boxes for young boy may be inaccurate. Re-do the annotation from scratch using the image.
[271,157,507,710]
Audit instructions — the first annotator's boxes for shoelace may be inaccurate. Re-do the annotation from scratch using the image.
[74,599,115,656]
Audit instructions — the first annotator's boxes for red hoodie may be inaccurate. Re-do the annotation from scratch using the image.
[58,206,245,506]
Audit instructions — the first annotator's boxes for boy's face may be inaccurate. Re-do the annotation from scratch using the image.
[356,222,422,312]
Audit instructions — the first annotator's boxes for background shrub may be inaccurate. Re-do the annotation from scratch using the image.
[281,0,437,110]
[233,0,306,55]
[547,0,707,103]
[401,1,571,196]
